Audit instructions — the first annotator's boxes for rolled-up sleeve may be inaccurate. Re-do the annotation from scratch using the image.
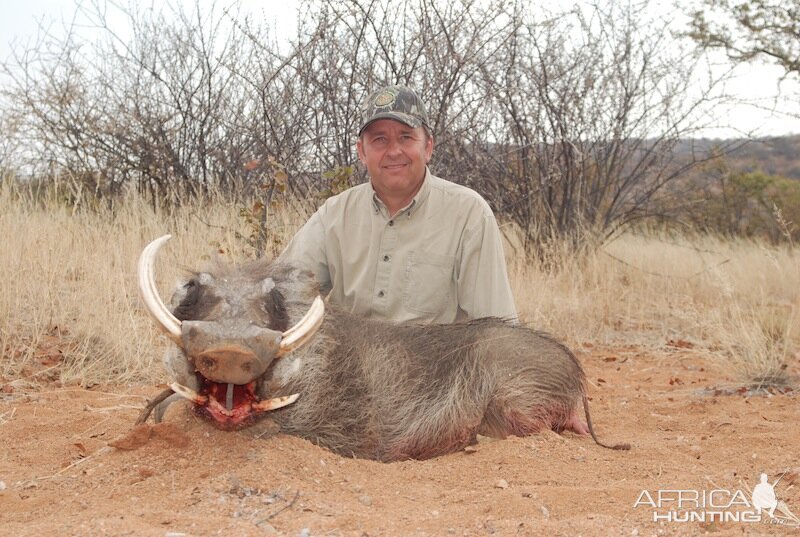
[278,207,332,293]
[457,208,518,322]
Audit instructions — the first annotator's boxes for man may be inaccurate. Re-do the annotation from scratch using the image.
[280,85,517,323]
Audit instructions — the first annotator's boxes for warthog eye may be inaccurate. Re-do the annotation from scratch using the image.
[173,280,201,320]
[261,286,289,332]
[172,276,220,321]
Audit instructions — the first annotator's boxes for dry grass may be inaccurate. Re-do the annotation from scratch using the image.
[0,177,298,385]
[1,175,797,387]
[509,231,799,385]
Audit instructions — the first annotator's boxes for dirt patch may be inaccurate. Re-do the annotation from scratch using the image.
[109,422,190,451]
[1,346,798,536]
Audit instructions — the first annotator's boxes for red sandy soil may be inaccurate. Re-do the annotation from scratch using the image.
[1,342,798,536]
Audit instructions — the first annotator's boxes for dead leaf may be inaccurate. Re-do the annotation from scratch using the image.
[667,339,694,349]
[781,469,799,485]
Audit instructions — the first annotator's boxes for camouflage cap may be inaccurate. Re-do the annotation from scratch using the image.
[358,85,430,136]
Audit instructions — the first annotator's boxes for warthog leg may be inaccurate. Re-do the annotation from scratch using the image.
[136,387,175,424]
[154,393,185,423]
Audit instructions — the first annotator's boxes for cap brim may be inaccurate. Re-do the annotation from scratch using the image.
[358,112,424,135]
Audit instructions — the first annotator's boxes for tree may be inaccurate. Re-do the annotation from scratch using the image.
[685,149,800,242]
[470,2,733,256]
[0,0,738,259]
[687,1,800,80]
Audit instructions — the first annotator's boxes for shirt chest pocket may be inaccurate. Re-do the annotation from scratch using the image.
[403,250,456,314]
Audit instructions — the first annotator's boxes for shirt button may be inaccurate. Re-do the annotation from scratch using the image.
[377,290,385,297]
[383,255,390,262]
[388,220,394,227]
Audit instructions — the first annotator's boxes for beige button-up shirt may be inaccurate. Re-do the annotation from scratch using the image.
[279,168,517,323]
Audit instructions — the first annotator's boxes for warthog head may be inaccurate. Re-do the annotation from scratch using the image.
[137,234,324,429]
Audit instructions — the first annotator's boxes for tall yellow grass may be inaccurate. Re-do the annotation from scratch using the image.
[0,178,298,385]
[509,230,798,385]
[1,176,797,386]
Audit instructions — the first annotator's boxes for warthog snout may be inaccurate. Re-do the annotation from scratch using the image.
[180,320,283,385]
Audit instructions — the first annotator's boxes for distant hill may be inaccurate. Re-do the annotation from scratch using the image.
[675,135,800,180]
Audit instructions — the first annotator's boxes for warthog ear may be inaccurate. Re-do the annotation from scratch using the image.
[273,265,324,302]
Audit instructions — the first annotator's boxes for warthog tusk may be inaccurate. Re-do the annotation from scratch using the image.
[171,381,298,413]
[170,382,209,405]
[253,393,300,411]
[279,296,325,355]
[138,235,183,345]
[139,234,323,354]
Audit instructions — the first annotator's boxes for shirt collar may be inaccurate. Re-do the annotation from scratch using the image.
[370,167,433,219]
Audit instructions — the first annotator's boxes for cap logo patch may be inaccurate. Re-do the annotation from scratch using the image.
[374,91,395,107]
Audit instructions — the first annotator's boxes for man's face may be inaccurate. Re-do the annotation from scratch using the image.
[357,119,433,207]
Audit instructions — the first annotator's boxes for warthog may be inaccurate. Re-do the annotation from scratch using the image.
[137,235,629,460]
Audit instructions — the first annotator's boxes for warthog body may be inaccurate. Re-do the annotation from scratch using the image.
[138,236,628,461]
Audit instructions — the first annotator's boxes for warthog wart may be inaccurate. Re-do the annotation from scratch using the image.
[137,235,629,460]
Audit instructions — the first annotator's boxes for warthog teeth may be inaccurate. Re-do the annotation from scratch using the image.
[170,382,208,405]
[253,393,300,411]
[170,381,298,414]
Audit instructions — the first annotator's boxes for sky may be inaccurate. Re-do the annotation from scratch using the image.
[1,0,799,139]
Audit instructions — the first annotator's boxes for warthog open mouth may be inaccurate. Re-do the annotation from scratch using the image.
[136,234,324,430]
[169,379,299,430]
